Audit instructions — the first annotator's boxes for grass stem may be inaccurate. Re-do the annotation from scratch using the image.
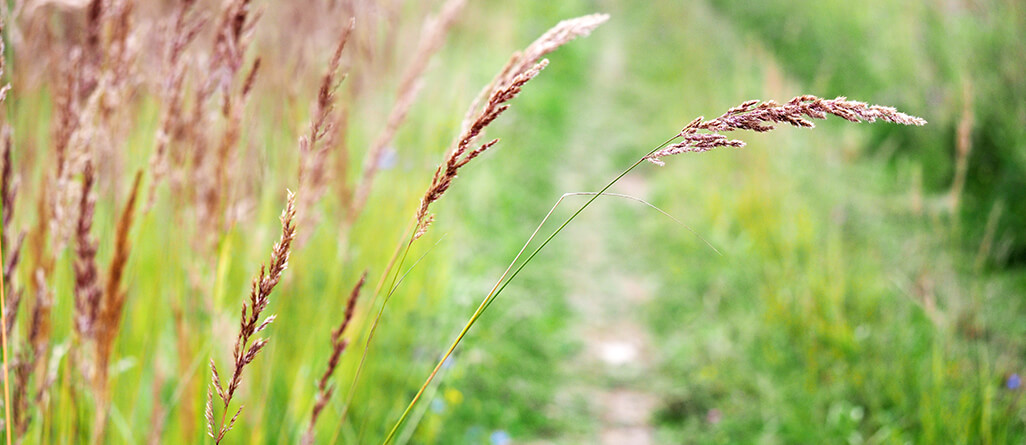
[381,135,679,444]
[0,235,10,445]
[333,221,418,444]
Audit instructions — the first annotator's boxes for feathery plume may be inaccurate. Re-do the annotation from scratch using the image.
[347,0,466,227]
[95,170,142,384]
[461,13,609,133]
[413,13,609,238]
[72,162,101,339]
[146,0,208,211]
[90,169,142,443]
[11,271,51,438]
[193,0,262,243]
[646,95,927,165]
[414,61,545,238]
[296,18,354,243]
[302,272,366,445]
[208,191,297,444]
[1,17,16,443]
[1,130,25,293]
[1,129,25,335]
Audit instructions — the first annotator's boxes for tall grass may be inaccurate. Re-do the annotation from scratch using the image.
[0,1,1020,444]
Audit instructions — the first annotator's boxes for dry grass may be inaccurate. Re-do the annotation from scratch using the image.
[92,170,141,410]
[296,17,354,244]
[145,0,207,212]
[302,271,365,445]
[72,161,99,341]
[0,17,12,441]
[646,95,927,165]
[0,2,941,443]
[415,13,610,238]
[208,191,296,444]
[68,163,141,442]
[346,0,466,231]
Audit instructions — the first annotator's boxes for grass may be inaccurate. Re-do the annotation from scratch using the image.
[2,1,1024,444]
[604,3,1026,442]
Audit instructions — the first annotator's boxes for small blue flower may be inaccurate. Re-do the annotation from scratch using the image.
[1007,373,1021,390]
[490,430,511,445]
[441,355,455,371]
[430,398,446,413]
[377,147,398,170]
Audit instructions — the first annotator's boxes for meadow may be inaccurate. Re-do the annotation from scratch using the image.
[0,0,1024,444]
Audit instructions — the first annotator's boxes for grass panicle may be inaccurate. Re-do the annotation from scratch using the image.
[302,272,366,445]
[461,13,609,133]
[11,272,50,439]
[1,129,25,336]
[1,130,24,297]
[72,162,101,340]
[195,0,262,242]
[387,92,925,444]
[381,13,611,444]
[208,190,297,444]
[3,70,49,440]
[297,18,355,242]
[5,2,1015,443]
[94,170,142,384]
[146,0,208,211]
[0,21,11,442]
[332,10,578,435]
[415,12,610,239]
[347,0,466,229]
[413,59,548,239]
[90,169,142,443]
[646,95,927,165]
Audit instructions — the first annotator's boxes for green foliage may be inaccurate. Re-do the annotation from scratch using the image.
[4,1,1024,444]
[712,0,1026,266]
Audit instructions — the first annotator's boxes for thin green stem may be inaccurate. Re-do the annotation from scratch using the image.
[0,235,12,445]
[332,221,417,444]
[381,135,679,444]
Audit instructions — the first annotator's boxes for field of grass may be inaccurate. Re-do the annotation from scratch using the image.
[1,1,1024,444]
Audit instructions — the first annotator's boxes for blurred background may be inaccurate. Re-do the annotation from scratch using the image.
[3,0,1025,443]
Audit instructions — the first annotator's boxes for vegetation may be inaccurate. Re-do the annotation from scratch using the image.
[0,1,1023,444]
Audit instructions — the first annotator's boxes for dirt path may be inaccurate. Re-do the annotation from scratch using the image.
[562,177,660,445]
[557,29,661,444]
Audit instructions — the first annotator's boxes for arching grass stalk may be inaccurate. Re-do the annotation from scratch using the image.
[337,13,611,441]
[478,190,720,314]
[332,222,417,441]
[381,135,680,444]
[333,221,446,444]
[388,192,709,445]
[1,236,11,445]
[383,95,926,443]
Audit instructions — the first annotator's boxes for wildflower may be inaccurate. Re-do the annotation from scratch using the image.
[430,398,446,413]
[1007,373,1021,390]
[444,387,464,405]
[377,146,398,170]
[440,354,455,370]
[490,430,512,445]
[706,408,723,425]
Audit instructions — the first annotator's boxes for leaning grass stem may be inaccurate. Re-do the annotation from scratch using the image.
[384,94,924,442]
[333,222,448,444]
[332,225,417,442]
[387,192,692,443]
[1,235,11,445]
[381,134,679,444]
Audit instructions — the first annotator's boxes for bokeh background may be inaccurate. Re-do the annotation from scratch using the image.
[3,0,1025,443]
